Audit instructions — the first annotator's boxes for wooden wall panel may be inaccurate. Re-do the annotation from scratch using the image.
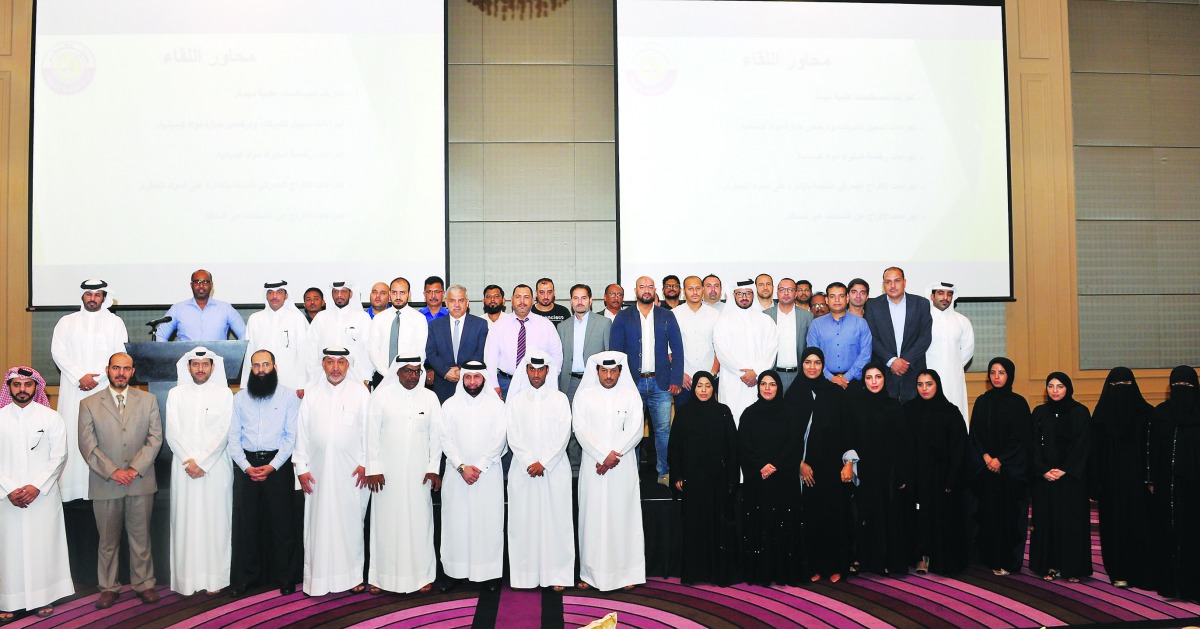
[1018,0,1054,59]
[0,0,31,373]
[0,0,12,56]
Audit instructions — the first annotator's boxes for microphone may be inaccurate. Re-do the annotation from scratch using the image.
[146,316,172,327]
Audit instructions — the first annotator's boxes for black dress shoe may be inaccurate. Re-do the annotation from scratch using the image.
[229,583,250,598]
[439,578,460,593]
[279,584,296,595]
[485,580,500,592]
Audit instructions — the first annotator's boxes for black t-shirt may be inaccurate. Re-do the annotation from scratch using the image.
[531,303,571,326]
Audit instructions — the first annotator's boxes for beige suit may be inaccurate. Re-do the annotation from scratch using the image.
[78,387,163,593]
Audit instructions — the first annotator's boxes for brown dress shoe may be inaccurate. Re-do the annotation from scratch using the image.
[95,591,120,609]
[137,588,161,604]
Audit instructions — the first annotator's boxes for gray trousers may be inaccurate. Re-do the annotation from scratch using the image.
[565,375,583,473]
[94,494,156,593]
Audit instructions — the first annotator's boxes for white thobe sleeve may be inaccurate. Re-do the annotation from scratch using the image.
[960,317,976,368]
[572,402,608,463]
[440,408,465,471]
[504,400,537,469]
[615,397,644,457]
[365,394,386,476]
[293,403,311,476]
[50,319,86,386]
[425,402,444,475]
[355,392,369,466]
[196,395,234,473]
[476,414,507,475]
[164,391,195,463]
[538,400,572,475]
[32,412,69,494]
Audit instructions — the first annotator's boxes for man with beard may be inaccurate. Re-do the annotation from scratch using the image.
[241,281,309,395]
[439,362,507,592]
[0,366,73,621]
[155,269,246,342]
[660,275,682,310]
[419,276,449,322]
[482,285,508,329]
[532,278,571,325]
[713,280,777,426]
[78,353,163,608]
[166,348,233,596]
[810,292,830,317]
[506,351,574,590]
[365,282,391,319]
[296,348,371,596]
[602,284,625,321]
[763,278,813,393]
[796,280,814,312]
[925,281,974,423]
[702,274,725,311]
[557,284,610,471]
[847,278,870,318]
[806,282,872,390]
[483,285,563,400]
[310,281,373,385]
[611,276,684,486]
[228,350,302,596]
[573,352,646,591]
[51,279,128,501]
[303,288,326,324]
[368,277,428,387]
[754,274,775,312]
[364,356,443,595]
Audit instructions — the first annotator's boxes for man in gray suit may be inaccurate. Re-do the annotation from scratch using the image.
[557,284,611,472]
[763,278,814,393]
[78,352,163,608]
[863,267,933,402]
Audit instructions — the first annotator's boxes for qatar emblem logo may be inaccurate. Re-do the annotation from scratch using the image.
[42,41,96,95]
[624,47,676,97]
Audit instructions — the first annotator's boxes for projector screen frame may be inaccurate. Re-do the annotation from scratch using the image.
[612,0,1017,304]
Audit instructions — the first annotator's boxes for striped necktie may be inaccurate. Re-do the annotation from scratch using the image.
[516,317,528,366]
[116,393,125,416]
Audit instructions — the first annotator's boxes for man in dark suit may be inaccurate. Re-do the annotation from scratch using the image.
[763,277,814,393]
[78,352,163,608]
[426,284,488,403]
[557,284,612,473]
[863,267,933,402]
[610,276,684,486]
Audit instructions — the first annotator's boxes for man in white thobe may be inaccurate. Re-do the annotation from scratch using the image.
[573,351,645,591]
[295,348,370,596]
[0,367,73,621]
[367,277,429,386]
[364,355,443,595]
[50,279,128,501]
[713,280,778,426]
[309,282,374,385]
[241,280,310,393]
[439,361,507,591]
[506,350,574,590]
[925,282,976,426]
[165,347,234,595]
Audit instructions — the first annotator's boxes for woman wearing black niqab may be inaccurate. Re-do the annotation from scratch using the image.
[847,361,913,576]
[738,370,804,586]
[786,347,855,583]
[1148,366,1200,601]
[1029,372,1092,582]
[668,371,739,585]
[970,357,1032,576]
[903,369,970,576]
[1090,366,1153,588]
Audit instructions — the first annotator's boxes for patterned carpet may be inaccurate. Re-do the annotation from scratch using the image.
[9,512,1200,628]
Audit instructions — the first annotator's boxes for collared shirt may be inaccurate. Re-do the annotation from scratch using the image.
[572,312,589,372]
[888,295,907,359]
[482,313,563,386]
[419,306,449,323]
[674,303,719,376]
[108,386,128,409]
[603,308,620,322]
[227,385,300,471]
[155,298,246,342]
[365,306,391,320]
[776,306,798,369]
[639,307,656,373]
[806,312,872,381]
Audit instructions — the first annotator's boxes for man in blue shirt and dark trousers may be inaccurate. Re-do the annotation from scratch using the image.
[155,269,246,342]
[610,276,684,487]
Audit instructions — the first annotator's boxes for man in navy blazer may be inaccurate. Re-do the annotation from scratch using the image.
[863,267,933,402]
[425,284,488,402]
[610,276,684,485]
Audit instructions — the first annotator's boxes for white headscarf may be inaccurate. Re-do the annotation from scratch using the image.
[376,353,425,391]
[574,351,638,399]
[262,279,289,309]
[454,360,503,402]
[513,348,554,394]
[79,279,115,313]
[174,346,228,390]
[925,280,961,308]
[319,346,354,370]
[328,280,356,310]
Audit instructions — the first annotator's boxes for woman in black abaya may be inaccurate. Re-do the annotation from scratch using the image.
[847,361,913,576]
[1029,372,1092,582]
[668,371,739,585]
[904,369,970,576]
[970,357,1032,576]
[1090,366,1153,588]
[787,347,855,583]
[738,370,804,586]
[1148,366,1200,601]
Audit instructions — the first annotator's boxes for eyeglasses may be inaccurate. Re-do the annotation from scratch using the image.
[398,367,422,375]
[191,279,212,285]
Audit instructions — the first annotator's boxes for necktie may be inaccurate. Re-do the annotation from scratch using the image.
[116,393,125,416]
[516,317,528,366]
[389,310,401,364]
[452,318,462,361]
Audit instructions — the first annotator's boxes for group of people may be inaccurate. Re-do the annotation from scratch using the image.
[1,267,1197,622]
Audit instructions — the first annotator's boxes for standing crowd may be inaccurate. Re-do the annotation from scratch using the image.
[1,267,1197,622]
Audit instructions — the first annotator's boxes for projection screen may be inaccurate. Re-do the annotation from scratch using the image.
[31,0,446,307]
[616,0,1012,299]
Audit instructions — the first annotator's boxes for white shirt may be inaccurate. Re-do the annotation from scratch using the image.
[639,307,656,373]
[776,306,798,369]
[673,303,719,377]
[572,313,589,373]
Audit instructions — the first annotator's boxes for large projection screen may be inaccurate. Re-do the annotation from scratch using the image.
[616,0,1012,299]
[31,0,446,307]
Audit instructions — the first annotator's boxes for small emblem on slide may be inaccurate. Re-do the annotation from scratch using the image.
[42,41,97,95]
[624,47,676,96]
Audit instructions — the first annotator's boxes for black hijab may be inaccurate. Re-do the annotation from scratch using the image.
[1092,366,1153,437]
[744,370,789,422]
[904,369,957,414]
[1043,371,1081,413]
[985,357,1016,394]
[787,346,839,397]
[683,371,720,414]
[1164,365,1200,427]
[857,360,896,410]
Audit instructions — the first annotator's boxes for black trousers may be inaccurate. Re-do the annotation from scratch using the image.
[231,452,302,587]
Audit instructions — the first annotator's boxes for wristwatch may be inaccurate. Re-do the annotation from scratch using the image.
[457,464,465,474]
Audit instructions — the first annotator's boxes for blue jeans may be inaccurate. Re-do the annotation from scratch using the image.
[637,376,674,478]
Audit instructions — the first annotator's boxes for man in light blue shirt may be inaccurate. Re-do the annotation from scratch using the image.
[806,282,872,388]
[155,269,246,342]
